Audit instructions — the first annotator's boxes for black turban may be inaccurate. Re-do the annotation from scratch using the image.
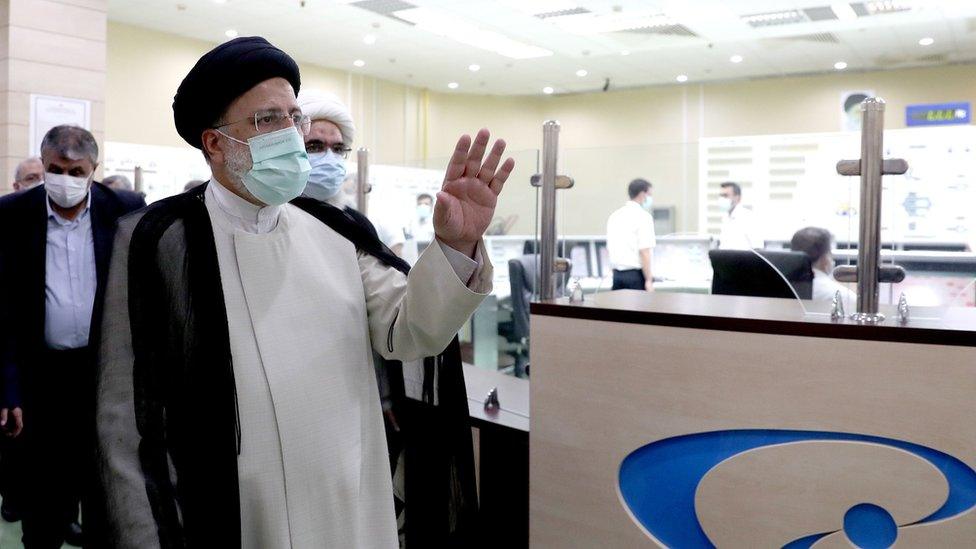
[173,36,301,149]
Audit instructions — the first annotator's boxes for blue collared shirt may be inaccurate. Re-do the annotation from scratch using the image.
[44,193,96,350]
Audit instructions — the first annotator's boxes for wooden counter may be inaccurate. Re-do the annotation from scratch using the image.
[529,291,976,548]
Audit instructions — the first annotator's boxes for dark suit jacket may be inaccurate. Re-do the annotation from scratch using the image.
[0,183,146,409]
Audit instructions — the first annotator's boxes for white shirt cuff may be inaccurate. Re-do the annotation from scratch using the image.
[437,239,481,287]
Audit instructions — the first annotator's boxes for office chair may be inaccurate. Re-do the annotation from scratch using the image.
[709,249,814,300]
[506,255,536,377]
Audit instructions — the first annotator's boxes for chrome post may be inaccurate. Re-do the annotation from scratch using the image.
[356,147,371,215]
[133,166,144,194]
[853,98,885,323]
[833,98,908,324]
[539,121,560,300]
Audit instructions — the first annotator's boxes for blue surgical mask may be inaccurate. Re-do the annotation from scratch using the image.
[304,150,347,201]
[219,126,311,206]
[417,204,432,220]
[642,196,654,211]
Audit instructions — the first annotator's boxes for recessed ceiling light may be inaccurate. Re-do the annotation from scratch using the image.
[213,0,227,3]
[919,37,934,46]
[448,82,459,89]
[353,59,365,67]
[834,61,848,70]
[676,74,688,83]
[730,54,743,64]
[469,64,481,72]
[224,29,238,38]
[542,86,554,94]
[363,34,377,45]
[576,69,588,77]
[830,2,858,21]
[621,50,631,56]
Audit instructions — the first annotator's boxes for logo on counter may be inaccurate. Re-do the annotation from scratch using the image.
[618,430,976,548]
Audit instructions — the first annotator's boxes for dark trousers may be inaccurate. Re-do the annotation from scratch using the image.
[0,433,26,511]
[21,346,95,549]
[612,269,646,291]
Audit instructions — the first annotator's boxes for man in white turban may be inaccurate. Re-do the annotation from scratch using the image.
[295,89,357,210]
[297,89,407,255]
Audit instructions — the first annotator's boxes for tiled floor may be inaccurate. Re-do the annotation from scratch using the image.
[0,498,24,549]
[0,496,70,549]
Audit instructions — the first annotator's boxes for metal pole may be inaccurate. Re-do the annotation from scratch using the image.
[356,147,369,215]
[133,166,143,194]
[853,98,886,322]
[539,121,560,300]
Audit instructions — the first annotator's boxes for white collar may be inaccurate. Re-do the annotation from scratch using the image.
[208,177,281,234]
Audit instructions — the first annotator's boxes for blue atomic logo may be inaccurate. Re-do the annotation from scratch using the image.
[618,430,976,548]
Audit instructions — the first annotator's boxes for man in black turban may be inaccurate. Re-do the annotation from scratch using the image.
[96,36,515,548]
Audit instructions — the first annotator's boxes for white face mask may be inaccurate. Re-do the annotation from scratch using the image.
[717,196,734,213]
[45,172,91,208]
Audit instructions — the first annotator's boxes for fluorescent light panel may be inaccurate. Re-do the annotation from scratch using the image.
[831,2,858,21]
[392,7,553,59]
[866,0,915,13]
[545,11,673,34]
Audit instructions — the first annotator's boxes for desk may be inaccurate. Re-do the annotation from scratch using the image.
[530,291,976,547]
[464,365,529,548]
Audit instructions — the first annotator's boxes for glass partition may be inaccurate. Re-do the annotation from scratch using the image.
[374,149,540,375]
[366,123,976,377]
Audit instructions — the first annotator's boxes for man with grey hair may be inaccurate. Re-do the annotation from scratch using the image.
[102,174,133,192]
[0,124,144,547]
[11,157,44,192]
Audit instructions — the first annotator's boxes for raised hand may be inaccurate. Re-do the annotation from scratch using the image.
[434,128,515,257]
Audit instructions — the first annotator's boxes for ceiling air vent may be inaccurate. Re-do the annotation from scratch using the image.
[536,7,590,19]
[351,0,416,16]
[916,53,949,64]
[803,6,839,21]
[776,32,840,44]
[619,24,697,37]
[742,10,808,28]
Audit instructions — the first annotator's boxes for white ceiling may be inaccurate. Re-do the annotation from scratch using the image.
[107,0,976,96]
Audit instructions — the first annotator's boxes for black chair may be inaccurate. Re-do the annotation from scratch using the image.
[506,255,537,377]
[709,249,814,300]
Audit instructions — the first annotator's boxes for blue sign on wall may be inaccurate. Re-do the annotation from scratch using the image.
[906,102,971,126]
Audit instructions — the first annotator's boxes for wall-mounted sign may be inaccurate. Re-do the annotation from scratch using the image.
[906,102,971,127]
[29,94,91,156]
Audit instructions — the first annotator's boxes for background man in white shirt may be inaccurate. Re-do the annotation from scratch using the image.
[606,179,656,291]
[791,226,857,303]
[718,181,763,250]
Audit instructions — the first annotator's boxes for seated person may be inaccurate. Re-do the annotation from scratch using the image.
[790,227,856,302]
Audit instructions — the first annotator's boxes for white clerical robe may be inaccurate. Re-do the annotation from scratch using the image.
[96,179,492,549]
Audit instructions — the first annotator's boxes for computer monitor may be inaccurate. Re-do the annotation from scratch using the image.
[709,250,814,300]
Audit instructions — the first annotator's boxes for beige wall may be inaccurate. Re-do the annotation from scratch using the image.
[106,22,424,165]
[104,21,976,234]
[2,0,107,191]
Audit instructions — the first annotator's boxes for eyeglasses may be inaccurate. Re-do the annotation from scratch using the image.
[214,110,312,136]
[305,141,353,158]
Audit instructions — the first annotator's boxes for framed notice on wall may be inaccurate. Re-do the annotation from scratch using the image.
[29,94,91,156]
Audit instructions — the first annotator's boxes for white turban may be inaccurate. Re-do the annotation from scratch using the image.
[297,89,356,146]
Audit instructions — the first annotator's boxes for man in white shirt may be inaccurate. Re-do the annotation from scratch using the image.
[718,181,763,250]
[791,226,857,303]
[606,179,656,291]
[413,193,435,245]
